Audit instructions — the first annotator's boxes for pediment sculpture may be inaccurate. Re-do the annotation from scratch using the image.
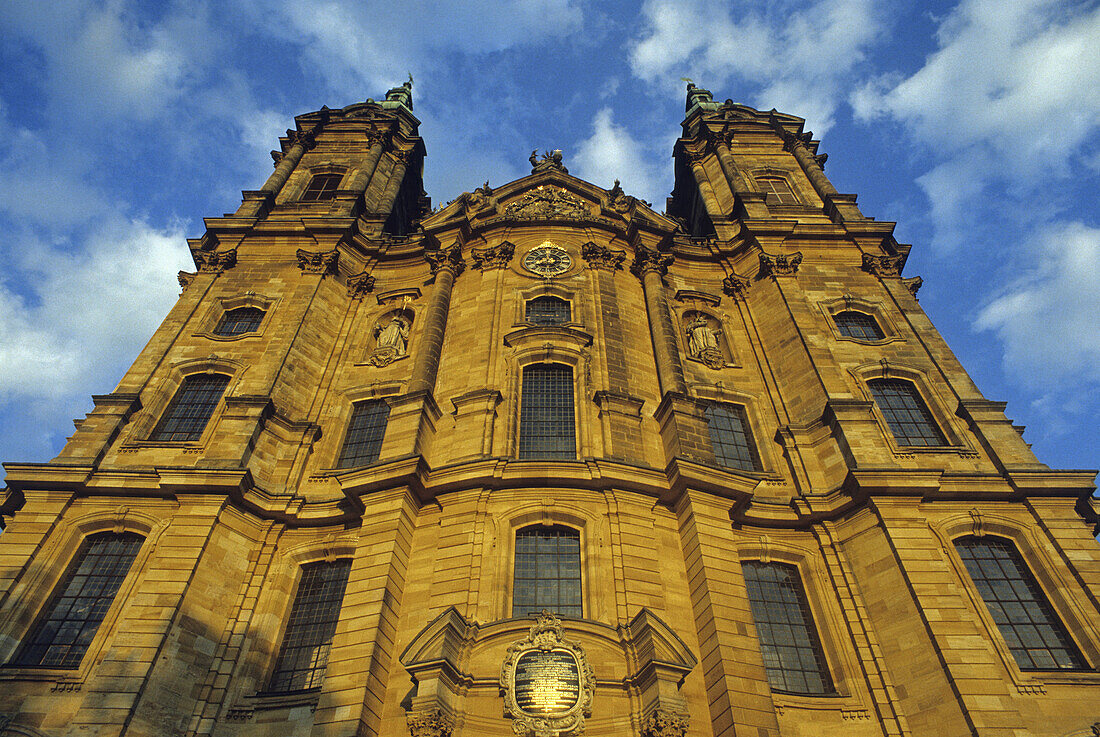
[505,186,589,220]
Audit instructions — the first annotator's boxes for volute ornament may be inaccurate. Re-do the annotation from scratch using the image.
[500,611,594,737]
[722,273,750,300]
[630,248,674,278]
[296,248,339,275]
[641,708,690,737]
[581,242,626,271]
[425,246,466,278]
[406,707,454,737]
[758,250,802,277]
[861,252,906,277]
[470,241,514,271]
[195,248,237,273]
[346,271,376,298]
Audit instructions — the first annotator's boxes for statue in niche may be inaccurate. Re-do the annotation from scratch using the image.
[370,312,411,367]
[685,313,725,370]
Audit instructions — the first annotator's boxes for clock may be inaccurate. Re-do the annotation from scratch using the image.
[522,243,572,277]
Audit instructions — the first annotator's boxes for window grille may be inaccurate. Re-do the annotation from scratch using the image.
[512,526,582,618]
[213,307,265,336]
[525,296,570,326]
[834,311,884,340]
[337,400,390,468]
[955,536,1087,671]
[867,379,947,446]
[268,560,352,692]
[704,403,761,472]
[300,173,343,202]
[15,532,143,668]
[519,364,575,459]
[742,561,835,695]
[150,373,230,442]
[756,176,799,205]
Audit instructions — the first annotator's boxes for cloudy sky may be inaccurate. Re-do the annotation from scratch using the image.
[0,0,1097,480]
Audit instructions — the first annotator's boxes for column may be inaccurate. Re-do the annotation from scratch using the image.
[408,245,464,396]
[336,130,388,216]
[235,124,320,218]
[631,248,686,396]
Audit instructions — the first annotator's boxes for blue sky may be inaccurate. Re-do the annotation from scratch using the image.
[0,0,1097,480]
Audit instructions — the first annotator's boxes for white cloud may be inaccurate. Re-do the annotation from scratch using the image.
[974,221,1100,386]
[573,108,663,206]
[852,0,1100,246]
[0,218,192,401]
[630,0,884,134]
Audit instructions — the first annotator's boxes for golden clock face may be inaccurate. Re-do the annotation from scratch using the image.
[523,243,571,277]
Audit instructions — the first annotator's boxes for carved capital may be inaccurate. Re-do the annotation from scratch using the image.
[814,152,828,169]
[470,241,514,271]
[296,248,339,275]
[722,273,751,299]
[581,242,626,271]
[195,248,237,273]
[346,270,376,298]
[287,127,317,151]
[683,148,708,167]
[270,149,283,166]
[406,707,454,737]
[425,245,466,278]
[861,252,905,277]
[392,148,414,166]
[631,248,674,278]
[178,270,196,291]
[642,708,690,737]
[902,275,923,296]
[758,250,802,277]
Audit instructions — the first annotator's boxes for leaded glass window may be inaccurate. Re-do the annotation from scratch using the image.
[519,364,575,460]
[15,532,144,669]
[743,561,834,695]
[704,403,761,472]
[867,379,947,446]
[150,373,230,442]
[513,526,582,618]
[268,560,352,692]
[300,173,342,202]
[526,296,570,326]
[834,311,884,340]
[756,176,799,205]
[337,400,390,468]
[213,307,265,336]
[955,536,1087,671]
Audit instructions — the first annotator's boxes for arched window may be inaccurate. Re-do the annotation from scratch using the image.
[525,296,570,326]
[513,525,581,618]
[337,400,390,468]
[214,307,265,336]
[742,561,834,695]
[150,373,230,442]
[755,176,798,205]
[268,559,352,692]
[703,403,761,472]
[300,172,343,202]
[834,311,884,340]
[867,378,946,446]
[519,364,575,460]
[14,532,144,668]
[955,536,1086,671]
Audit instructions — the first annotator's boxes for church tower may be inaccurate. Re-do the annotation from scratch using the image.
[0,83,1097,737]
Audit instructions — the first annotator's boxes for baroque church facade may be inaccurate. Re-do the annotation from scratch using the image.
[0,82,1098,737]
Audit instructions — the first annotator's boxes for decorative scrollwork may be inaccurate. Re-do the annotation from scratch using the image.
[505,186,588,220]
[641,708,690,737]
[902,275,923,295]
[406,707,454,737]
[425,245,466,278]
[722,273,750,300]
[581,242,626,271]
[630,248,674,278]
[346,271,376,298]
[195,248,237,273]
[758,250,802,277]
[470,241,514,271]
[296,248,339,275]
[861,252,905,277]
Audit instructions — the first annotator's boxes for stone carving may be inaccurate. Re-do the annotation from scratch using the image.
[296,248,339,275]
[505,186,588,220]
[406,707,454,737]
[641,708,690,737]
[425,245,466,278]
[758,250,802,277]
[501,611,594,737]
[902,275,923,296]
[630,248,674,278]
[287,127,317,151]
[346,271,376,298]
[371,314,411,367]
[465,181,493,211]
[178,271,196,291]
[581,242,626,271]
[722,273,751,300]
[814,152,828,169]
[470,241,514,271]
[685,313,725,369]
[861,252,905,277]
[530,149,568,174]
[606,179,649,213]
[195,248,237,273]
[270,149,283,166]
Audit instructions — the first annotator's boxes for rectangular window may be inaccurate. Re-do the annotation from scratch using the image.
[268,559,352,692]
[150,373,230,442]
[337,400,390,468]
[300,173,342,202]
[704,403,761,472]
[15,532,144,669]
[834,311,884,341]
[214,307,265,336]
[519,364,575,460]
[742,561,834,695]
[868,379,947,446]
[956,536,1087,671]
[513,526,582,619]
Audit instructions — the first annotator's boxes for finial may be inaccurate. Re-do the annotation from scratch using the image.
[529,149,567,174]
